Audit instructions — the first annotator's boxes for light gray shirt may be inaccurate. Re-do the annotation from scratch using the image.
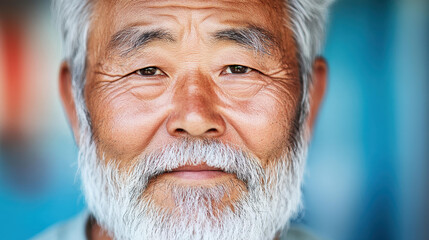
[32,211,319,240]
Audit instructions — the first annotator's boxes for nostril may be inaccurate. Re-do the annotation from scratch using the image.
[207,128,218,133]
[175,128,186,133]
[174,127,218,136]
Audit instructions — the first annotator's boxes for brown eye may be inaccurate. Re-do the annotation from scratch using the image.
[226,65,251,74]
[137,67,163,76]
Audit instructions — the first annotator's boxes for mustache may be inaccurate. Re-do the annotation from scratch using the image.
[122,138,265,190]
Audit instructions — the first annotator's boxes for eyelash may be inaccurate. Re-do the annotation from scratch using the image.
[223,65,252,75]
[134,65,255,77]
[136,67,165,76]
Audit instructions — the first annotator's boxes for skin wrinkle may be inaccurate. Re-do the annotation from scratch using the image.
[94,29,288,81]
[91,85,168,161]
[264,78,299,109]
[90,65,173,157]
[214,26,277,56]
[108,28,176,57]
[214,69,298,162]
[129,83,166,102]
[54,0,332,238]
[83,1,304,237]
[104,25,281,63]
[93,72,124,82]
[91,0,289,64]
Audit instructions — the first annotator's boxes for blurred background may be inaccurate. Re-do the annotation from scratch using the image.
[0,0,427,239]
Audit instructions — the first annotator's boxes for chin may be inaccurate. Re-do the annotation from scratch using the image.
[143,172,248,213]
[78,135,306,240]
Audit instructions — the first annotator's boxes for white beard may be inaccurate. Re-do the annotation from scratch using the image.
[78,132,308,240]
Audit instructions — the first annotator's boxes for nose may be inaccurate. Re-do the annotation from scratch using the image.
[166,75,225,138]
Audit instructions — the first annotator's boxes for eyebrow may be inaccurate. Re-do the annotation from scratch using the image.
[108,27,175,56]
[212,26,277,55]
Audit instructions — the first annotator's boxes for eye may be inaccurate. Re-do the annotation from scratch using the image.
[136,67,164,76]
[225,65,252,74]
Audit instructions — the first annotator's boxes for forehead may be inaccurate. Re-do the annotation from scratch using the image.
[94,0,285,22]
[89,0,289,50]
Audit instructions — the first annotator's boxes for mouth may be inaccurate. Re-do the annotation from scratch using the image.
[164,163,228,180]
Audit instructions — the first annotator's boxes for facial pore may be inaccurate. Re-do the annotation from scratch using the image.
[78,1,308,239]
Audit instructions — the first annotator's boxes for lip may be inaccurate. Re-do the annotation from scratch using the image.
[166,164,226,180]
[171,164,223,172]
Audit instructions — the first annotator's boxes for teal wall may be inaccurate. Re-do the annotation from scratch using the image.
[303,0,429,239]
[0,0,428,239]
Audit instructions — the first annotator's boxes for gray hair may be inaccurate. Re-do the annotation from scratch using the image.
[52,0,333,131]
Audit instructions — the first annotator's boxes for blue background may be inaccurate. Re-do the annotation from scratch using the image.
[0,0,428,239]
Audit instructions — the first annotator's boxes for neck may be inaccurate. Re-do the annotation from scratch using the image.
[87,217,112,240]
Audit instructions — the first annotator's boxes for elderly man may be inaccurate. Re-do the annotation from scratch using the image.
[34,0,332,239]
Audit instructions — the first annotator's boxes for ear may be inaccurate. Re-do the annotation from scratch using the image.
[307,56,328,133]
[59,62,80,144]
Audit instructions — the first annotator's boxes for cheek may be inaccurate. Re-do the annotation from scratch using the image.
[87,85,170,163]
[221,83,300,164]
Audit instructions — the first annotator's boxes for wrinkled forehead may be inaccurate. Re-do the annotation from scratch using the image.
[88,0,292,57]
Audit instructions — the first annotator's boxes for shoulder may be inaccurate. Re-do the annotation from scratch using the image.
[31,211,90,240]
[282,225,321,240]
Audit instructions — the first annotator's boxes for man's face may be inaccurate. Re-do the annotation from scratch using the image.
[85,0,301,209]
[63,0,322,239]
